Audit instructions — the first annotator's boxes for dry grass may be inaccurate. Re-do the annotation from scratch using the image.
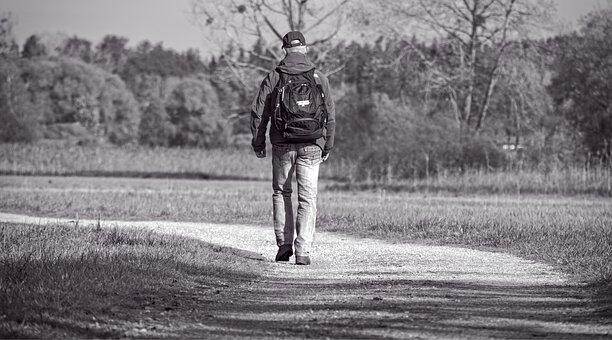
[320,192,612,284]
[2,142,611,196]
[1,175,611,285]
[0,222,264,338]
[0,142,271,180]
[338,166,612,196]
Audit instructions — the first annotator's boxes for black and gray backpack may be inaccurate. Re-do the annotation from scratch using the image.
[272,69,327,142]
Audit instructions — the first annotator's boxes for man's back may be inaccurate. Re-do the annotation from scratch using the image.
[250,31,336,265]
[250,52,335,157]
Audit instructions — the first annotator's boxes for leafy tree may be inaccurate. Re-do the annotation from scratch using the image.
[164,77,229,147]
[128,73,165,103]
[138,97,174,147]
[184,48,206,74]
[22,34,47,58]
[98,72,142,144]
[550,9,612,162]
[0,59,40,142]
[343,42,376,95]
[0,13,19,58]
[333,84,378,155]
[21,57,141,144]
[122,42,205,80]
[60,36,93,62]
[94,35,129,74]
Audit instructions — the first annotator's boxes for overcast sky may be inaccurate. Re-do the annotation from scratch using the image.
[2,0,610,56]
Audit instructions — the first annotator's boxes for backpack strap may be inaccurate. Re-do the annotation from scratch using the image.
[271,69,285,132]
[274,68,286,90]
[312,70,326,102]
[313,72,322,85]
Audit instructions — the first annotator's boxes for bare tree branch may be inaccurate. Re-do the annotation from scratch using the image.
[372,0,552,134]
[303,0,350,34]
[310,18,342,46]
[232,60,271,74]
[475,0,516,131]
[262,0,285,14]
[262,14,284,40]
[325,63,346,77]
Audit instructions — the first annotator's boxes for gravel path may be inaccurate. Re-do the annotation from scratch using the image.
[1,212,610,339]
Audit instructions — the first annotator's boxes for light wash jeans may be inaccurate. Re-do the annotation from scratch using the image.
[272,143,322,256]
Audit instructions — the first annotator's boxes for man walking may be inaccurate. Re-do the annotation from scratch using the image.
[251,31,336,265]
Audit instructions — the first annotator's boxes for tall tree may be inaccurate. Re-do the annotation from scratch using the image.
[0,60,40,142]
[0,13,19,58]
[61,36,93,62]
[94,35,129,74]
[138,97,174,147]
[0,14,39,142]
[550,9,612,162]
[489,42,553,150]
[22,34,47,58]
[366,0,553,134]
[164,77,228,147]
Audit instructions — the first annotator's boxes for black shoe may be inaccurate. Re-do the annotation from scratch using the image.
[295,255,311,265]
[275,245,293,262]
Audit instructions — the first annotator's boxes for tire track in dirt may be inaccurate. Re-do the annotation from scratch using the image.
[1,212,610,339]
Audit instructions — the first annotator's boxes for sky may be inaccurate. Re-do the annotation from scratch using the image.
[1,0,610,56]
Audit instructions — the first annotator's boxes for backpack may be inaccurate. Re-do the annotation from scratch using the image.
[272,69,327,142]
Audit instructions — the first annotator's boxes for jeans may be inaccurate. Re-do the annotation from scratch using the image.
[272,143,322,256]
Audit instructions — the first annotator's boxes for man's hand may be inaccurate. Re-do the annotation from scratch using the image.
[255,149,266,158]
[322,152,330,162]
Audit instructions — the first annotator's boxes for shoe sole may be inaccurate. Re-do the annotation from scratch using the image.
[295,256,311,265]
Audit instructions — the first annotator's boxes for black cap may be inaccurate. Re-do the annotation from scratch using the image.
[282,31,306,48]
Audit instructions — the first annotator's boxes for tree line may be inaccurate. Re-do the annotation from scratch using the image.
[0,6,610,180]
[1,27,235,148]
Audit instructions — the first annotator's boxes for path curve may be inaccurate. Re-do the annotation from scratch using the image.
[1,212,610,339]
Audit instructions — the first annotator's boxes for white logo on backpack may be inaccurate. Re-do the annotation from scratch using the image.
[297,100,310,106]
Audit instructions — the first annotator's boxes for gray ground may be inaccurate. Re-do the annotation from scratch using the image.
[1,212,610,339]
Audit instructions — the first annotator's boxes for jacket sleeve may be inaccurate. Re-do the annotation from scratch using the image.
[250,72,275,153]
[318,73,336,154]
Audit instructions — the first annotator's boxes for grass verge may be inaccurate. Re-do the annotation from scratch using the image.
[1,176,611,287]
[0,222,265,338]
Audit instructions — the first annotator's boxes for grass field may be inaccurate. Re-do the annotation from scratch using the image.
[2,142,611,196]
[0,222,264,338]
[1,175,611,287]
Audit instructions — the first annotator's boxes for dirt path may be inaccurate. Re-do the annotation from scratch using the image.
[1,212,610,339]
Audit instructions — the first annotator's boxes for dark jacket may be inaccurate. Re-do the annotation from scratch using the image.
[250,52,336,154]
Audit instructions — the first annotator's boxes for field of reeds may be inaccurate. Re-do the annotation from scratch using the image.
[0,222,264,338]
[1,175,611,286]
[2,142,611,196]
[335,166,612,196]
[0,141,271,180]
